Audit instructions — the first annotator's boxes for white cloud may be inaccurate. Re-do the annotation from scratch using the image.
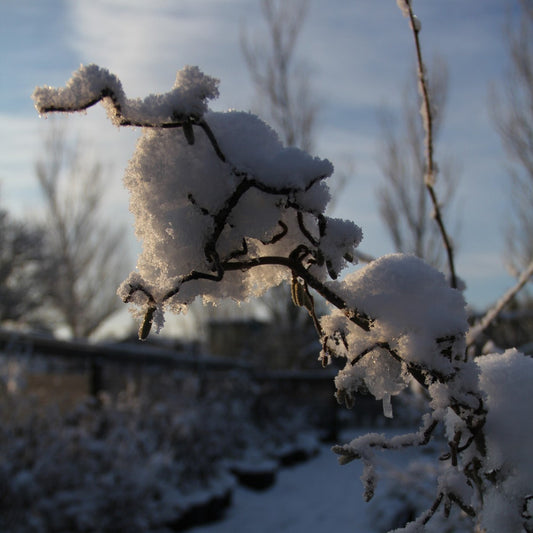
[65,0,254,109]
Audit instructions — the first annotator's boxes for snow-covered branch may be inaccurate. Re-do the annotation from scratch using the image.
[34,67,370,339]
[33,64,219,127]
[33,64,227,162]
[33,36,533,531]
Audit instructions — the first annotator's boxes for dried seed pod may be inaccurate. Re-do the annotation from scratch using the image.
[326,259,338,280]
[138,305,156,340]
[345,395,355,410]
[290,275,305,307]
[291,275,314,311]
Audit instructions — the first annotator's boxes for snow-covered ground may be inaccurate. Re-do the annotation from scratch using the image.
[190,440,375,533]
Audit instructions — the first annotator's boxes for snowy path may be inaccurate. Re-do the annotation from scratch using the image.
[189,442,375,533]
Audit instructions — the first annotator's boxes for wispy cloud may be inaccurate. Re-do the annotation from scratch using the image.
[65,0,254,109]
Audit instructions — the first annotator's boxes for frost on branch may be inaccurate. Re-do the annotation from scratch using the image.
[475,349,533,533]
[121,109,350,318]
[33,64,361,335]
[321,254,468,414]
[33,64,219,126]
[34,63,533,533]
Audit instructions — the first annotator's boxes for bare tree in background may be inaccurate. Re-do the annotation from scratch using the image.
[475,0,533,352]
[35,124,129,338]
[240,0,323,367]
[377,57,459,271]
[242,0,316,152]
[492,0,533,277]
[242,0,355,208]
[0,205,45,327]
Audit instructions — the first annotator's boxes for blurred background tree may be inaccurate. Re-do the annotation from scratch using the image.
[0,201,45,329]
[482,0,533,354]
[34,122,130,338]
[492,0,533,277]
[241,0,316,153]
[172,0,323,368]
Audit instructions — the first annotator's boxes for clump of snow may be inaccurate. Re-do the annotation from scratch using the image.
[33,64,125,115]
[210,112,333,190]
[33,64,219,126]
[33,63,362,329]
[119,106,352,315]
[322,254,468,414]
[474,349,533,533]
[316,217,363,280]
[339,254,467,345]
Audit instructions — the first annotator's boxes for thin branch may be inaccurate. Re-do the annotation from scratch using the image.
[422,492,445,525]
[223,254,373,331]
[332,416,439,464]
[197,119,226,162]
[123,283,156,305]
[467,259,533,348]
[404,4,458,288]
[297,211,319,246]
[261,220,288,245]
[36,83,227,163]
[122,250,373,334]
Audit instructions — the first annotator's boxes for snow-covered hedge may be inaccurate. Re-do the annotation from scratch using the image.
[0,371,318,532]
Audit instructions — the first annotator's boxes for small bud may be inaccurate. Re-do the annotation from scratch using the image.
[138,305,156,340]
[345,395,355,410]
[363,484,375,503]
[411,15,422,32]
[326,259,338,280]
[182,122,195,145]
[291,276,315,312]
[290,275,304,307]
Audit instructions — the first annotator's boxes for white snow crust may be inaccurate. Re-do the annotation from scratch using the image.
[322,254,468,414]
[33,64,219,125]
[474,349,533,533]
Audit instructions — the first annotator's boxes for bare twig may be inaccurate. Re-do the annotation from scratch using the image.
[403,3,458,288]
[35,83,227,163]
[332,416,439,464]
[467,259,533,348]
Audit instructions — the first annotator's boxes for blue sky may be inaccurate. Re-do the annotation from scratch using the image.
[0,0,522,312]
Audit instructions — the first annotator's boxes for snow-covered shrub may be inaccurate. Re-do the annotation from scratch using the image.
[0,370,318,532]
[32,7,533,528]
